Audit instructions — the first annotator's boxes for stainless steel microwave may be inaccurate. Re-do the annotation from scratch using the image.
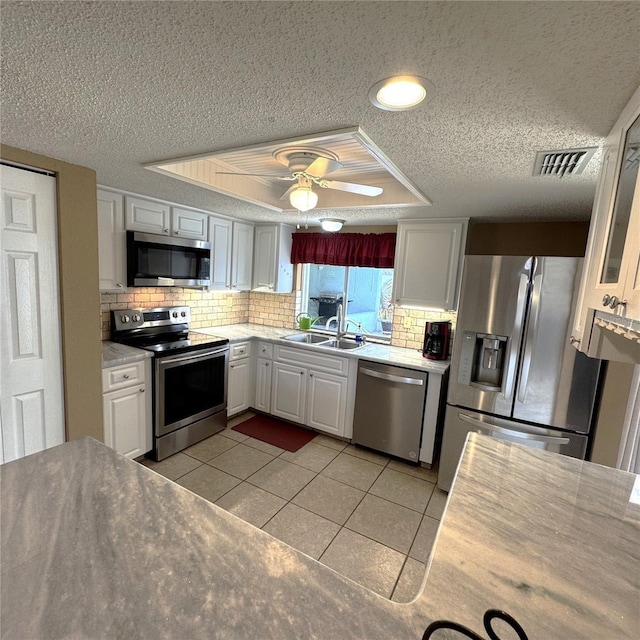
[126,231,211,288]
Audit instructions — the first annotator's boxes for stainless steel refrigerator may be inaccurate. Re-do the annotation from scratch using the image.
[438,256,604,492]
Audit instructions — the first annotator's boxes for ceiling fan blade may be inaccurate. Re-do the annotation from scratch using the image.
[321,180,383,197]
[279,184,298,201]
[304,157,343,178]
[215,172,295,181]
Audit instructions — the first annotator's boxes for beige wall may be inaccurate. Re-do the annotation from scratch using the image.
[467,221,589,256]
[590,362,635,467]
[1,145,103,443]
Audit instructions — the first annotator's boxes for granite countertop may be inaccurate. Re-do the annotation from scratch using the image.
[2,434,638,639]
[101,323,450,374]
[192,323,451,374]
[101,340,153,368]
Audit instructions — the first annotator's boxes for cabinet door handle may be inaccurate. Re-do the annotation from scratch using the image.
[123,374,130,379]
[230,364,235,369]
[117,283,123,288]
[139,387,145,393]
[164,228,169,234]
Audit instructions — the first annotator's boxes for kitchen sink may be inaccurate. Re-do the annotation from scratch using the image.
[284,333,332,344]
[322,339,363,350]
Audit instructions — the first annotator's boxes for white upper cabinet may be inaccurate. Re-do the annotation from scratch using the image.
[171,207,209,241]
[231,221,254,291]
[125,196,209,240]
[97,189,126,290]
[393,218,468,311]
[252,223,294,293]
[208,215,233,290]
[125,196,171,235]
[571,85,640,353]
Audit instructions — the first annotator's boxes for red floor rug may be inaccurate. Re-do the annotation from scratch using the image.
[231,415,316,452]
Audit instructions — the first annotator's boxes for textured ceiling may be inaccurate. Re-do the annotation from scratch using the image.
[1,1,639,228]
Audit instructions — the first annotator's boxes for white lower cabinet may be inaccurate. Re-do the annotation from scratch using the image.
[227,341,252,417]
[102,360,151,459]
[228,357,251,416]
[306,370,348,436]
[270,345,351,437]
[271,362,307,424]
[255,358,272,414]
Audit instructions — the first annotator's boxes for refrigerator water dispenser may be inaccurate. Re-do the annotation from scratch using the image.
[458,331,508,391]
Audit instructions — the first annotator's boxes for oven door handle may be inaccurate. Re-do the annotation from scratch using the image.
[160,347,228,365]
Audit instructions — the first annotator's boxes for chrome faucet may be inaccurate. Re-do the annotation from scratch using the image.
[336,303,346,339]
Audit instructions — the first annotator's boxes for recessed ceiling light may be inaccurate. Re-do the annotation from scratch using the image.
[369,75,434,111]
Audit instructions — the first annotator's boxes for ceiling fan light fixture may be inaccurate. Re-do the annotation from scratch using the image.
[289,185,318,212]
[369,75,433,111]
[320,218,345,232]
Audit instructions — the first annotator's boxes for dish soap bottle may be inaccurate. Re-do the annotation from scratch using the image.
[355,323,364,344]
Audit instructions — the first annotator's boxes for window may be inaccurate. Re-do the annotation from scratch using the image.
[302,264,394,341]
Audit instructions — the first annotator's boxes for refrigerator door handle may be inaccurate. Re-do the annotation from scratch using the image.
[457,412,571,444]
[517,272,543,403]
[503,273,529,400]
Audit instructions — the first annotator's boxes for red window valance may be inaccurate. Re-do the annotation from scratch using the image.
[290,232,396,268]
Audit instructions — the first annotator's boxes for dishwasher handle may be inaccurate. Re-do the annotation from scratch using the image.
[359,367,424,386]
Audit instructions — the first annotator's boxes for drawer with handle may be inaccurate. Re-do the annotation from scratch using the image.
[230,341,252,361]
[102,360,146,392]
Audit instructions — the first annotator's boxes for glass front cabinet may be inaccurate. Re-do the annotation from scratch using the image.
[571,85,640,357]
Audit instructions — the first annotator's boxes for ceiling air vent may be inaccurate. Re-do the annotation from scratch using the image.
[532,147,597,177]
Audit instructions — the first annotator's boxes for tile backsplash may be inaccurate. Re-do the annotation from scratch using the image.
[100,288,455,353]
[100,288,300,340]
[390,307,457,353]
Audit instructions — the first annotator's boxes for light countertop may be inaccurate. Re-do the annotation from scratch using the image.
[2,434,638,639]
[101,340,153,368]
[192,323,451,374]
[101,323,450,374]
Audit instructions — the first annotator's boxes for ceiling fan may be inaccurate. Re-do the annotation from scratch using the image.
[216,152,383,212]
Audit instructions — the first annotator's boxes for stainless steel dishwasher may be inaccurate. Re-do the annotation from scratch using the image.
[352,360,427,462]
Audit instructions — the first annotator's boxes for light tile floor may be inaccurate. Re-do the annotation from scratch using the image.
[141,412,448,601]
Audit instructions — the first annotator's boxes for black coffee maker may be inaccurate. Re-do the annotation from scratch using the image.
[423,321,451,360]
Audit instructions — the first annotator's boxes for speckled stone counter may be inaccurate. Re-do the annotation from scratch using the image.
[192,323,450,374]
[2,434,639,639]
[102,340,153,368]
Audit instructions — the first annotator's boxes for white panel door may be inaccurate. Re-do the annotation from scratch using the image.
[103,384,147,459]
[306,370,348,436]
[270,362,306,424]
[0,164,64,463]
[125,196,170,235]
[209,216,232,290]
[255,358,272,413]
[97,189,126,290]
[227,358,251,416]
[171,207,208,240]
[252,225,276,290]
[231,221,254,290]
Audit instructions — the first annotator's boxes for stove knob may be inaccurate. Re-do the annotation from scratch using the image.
[181,311,187,317]
[172,311,178,318]
[132,314,141,322]
[120,315,130,323]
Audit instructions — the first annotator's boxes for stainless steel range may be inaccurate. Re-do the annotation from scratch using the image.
[111,306,229,461]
